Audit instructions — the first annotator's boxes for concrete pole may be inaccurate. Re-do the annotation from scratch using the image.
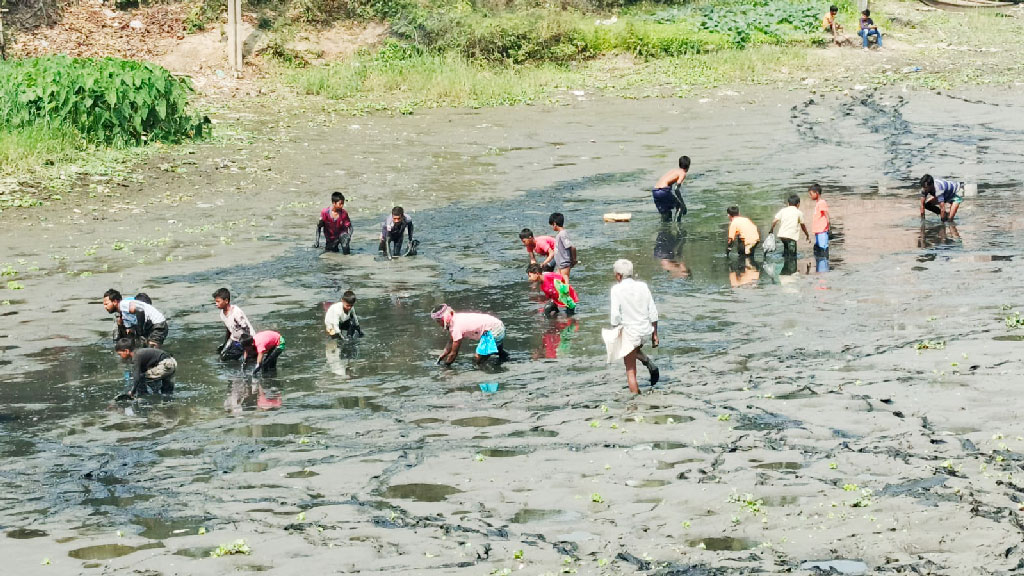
[227,0,242,76]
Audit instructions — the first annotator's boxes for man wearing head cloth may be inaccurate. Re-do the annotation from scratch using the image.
[607,259,660,393]
[431,304,508,367]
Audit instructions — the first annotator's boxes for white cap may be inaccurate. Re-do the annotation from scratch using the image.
[613,259,633,277]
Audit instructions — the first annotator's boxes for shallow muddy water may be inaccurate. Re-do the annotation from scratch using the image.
[2,88,1024,574]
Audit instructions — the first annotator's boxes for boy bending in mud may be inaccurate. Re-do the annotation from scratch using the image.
[379,206,418,258]
[213,288,256,361]
[652,156,690,222]
[324,290,363,339]
[519,228,556,271]
[725,206,761,258]
[315,192,352,254]
[240,330,285,376]
[103,289,169,348]
[527,264,578,317]
[431,304,509,367]
[919,174,963,222]
[116,338,176,398]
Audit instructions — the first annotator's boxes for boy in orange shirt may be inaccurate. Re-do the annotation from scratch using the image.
[808,183,830,257]
[725,206,761,258]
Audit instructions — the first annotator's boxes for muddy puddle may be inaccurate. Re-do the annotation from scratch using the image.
[2,88,1024,574]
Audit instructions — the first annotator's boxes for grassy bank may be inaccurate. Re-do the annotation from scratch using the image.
[0,55,206,212]
[280,0,1024,113]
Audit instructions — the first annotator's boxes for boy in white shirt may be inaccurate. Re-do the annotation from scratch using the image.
[768,194,810,258]
[325,291,363,339]
[213,287,255,360]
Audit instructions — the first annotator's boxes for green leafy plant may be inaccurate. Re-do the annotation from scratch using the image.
[210,539,251,557]
[698,0,822,48]
[915,340,945,350]
[0,55,208,147]
[590,492,604,503]
[1006,312,1024,329]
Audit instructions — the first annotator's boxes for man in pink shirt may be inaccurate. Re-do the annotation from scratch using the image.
[430,304,508,366]
[808,183,830,258]
[519,228,556,271]
[240,330,286,376]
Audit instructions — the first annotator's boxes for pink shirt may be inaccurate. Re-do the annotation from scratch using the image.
[253,330,281,354]
[448,313,501,342]
[812,198,830,234]
[532,236,555,255]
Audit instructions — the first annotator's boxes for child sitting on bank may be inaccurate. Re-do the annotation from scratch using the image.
[315,192,353,254]
[859,9,882,49]
[527,264,578,317]
[325,290,364,339]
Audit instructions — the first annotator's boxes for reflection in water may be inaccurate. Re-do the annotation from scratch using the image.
[729,256,761,288]
[225,378,282,413]
[325,339,356,378]
[654,226,689,279]
[535,318,579,359]
[919,221,961,249]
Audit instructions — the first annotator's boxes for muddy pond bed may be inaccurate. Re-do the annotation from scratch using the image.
[2,88,1024,574]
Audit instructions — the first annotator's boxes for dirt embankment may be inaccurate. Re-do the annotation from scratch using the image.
[7,0,386,94]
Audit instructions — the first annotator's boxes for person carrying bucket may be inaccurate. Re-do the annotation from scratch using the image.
[431,304,509,367]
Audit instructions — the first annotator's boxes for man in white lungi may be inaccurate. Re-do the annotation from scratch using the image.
[607,259,660,394]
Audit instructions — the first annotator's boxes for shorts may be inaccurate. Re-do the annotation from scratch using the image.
[145,357,177,380]
[475,324,505,356]
[146,321,168,346]
[142,357,177,394]
[814,232,829,250]
[652,187,675,215]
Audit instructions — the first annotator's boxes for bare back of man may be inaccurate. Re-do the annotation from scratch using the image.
[655,168,687,190]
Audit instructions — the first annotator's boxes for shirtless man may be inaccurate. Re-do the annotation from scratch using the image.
[652,156,690,222]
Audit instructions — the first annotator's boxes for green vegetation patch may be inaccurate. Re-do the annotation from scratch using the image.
[0,55,208,146]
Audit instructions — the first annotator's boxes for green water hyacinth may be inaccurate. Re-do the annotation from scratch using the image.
[0,55,208,146]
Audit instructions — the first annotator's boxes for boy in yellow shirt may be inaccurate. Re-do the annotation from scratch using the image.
[726,206,761,258]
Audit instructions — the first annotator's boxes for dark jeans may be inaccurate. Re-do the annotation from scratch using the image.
[781,238,797,258]
[258,346,283,373]
[325,232,351,254]
[859,28,881,47]
[221,340,244,361]
[332,319,362,338]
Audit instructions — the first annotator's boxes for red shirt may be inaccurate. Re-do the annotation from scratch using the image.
[812,198,830,234]
[541,272,578,308]
[253,331,281,354]
[320,207,352,240]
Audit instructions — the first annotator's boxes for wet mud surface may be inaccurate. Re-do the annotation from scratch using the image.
[2,88,1024,574]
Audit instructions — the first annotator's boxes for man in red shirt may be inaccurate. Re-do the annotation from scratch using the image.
[315,192,352,254]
